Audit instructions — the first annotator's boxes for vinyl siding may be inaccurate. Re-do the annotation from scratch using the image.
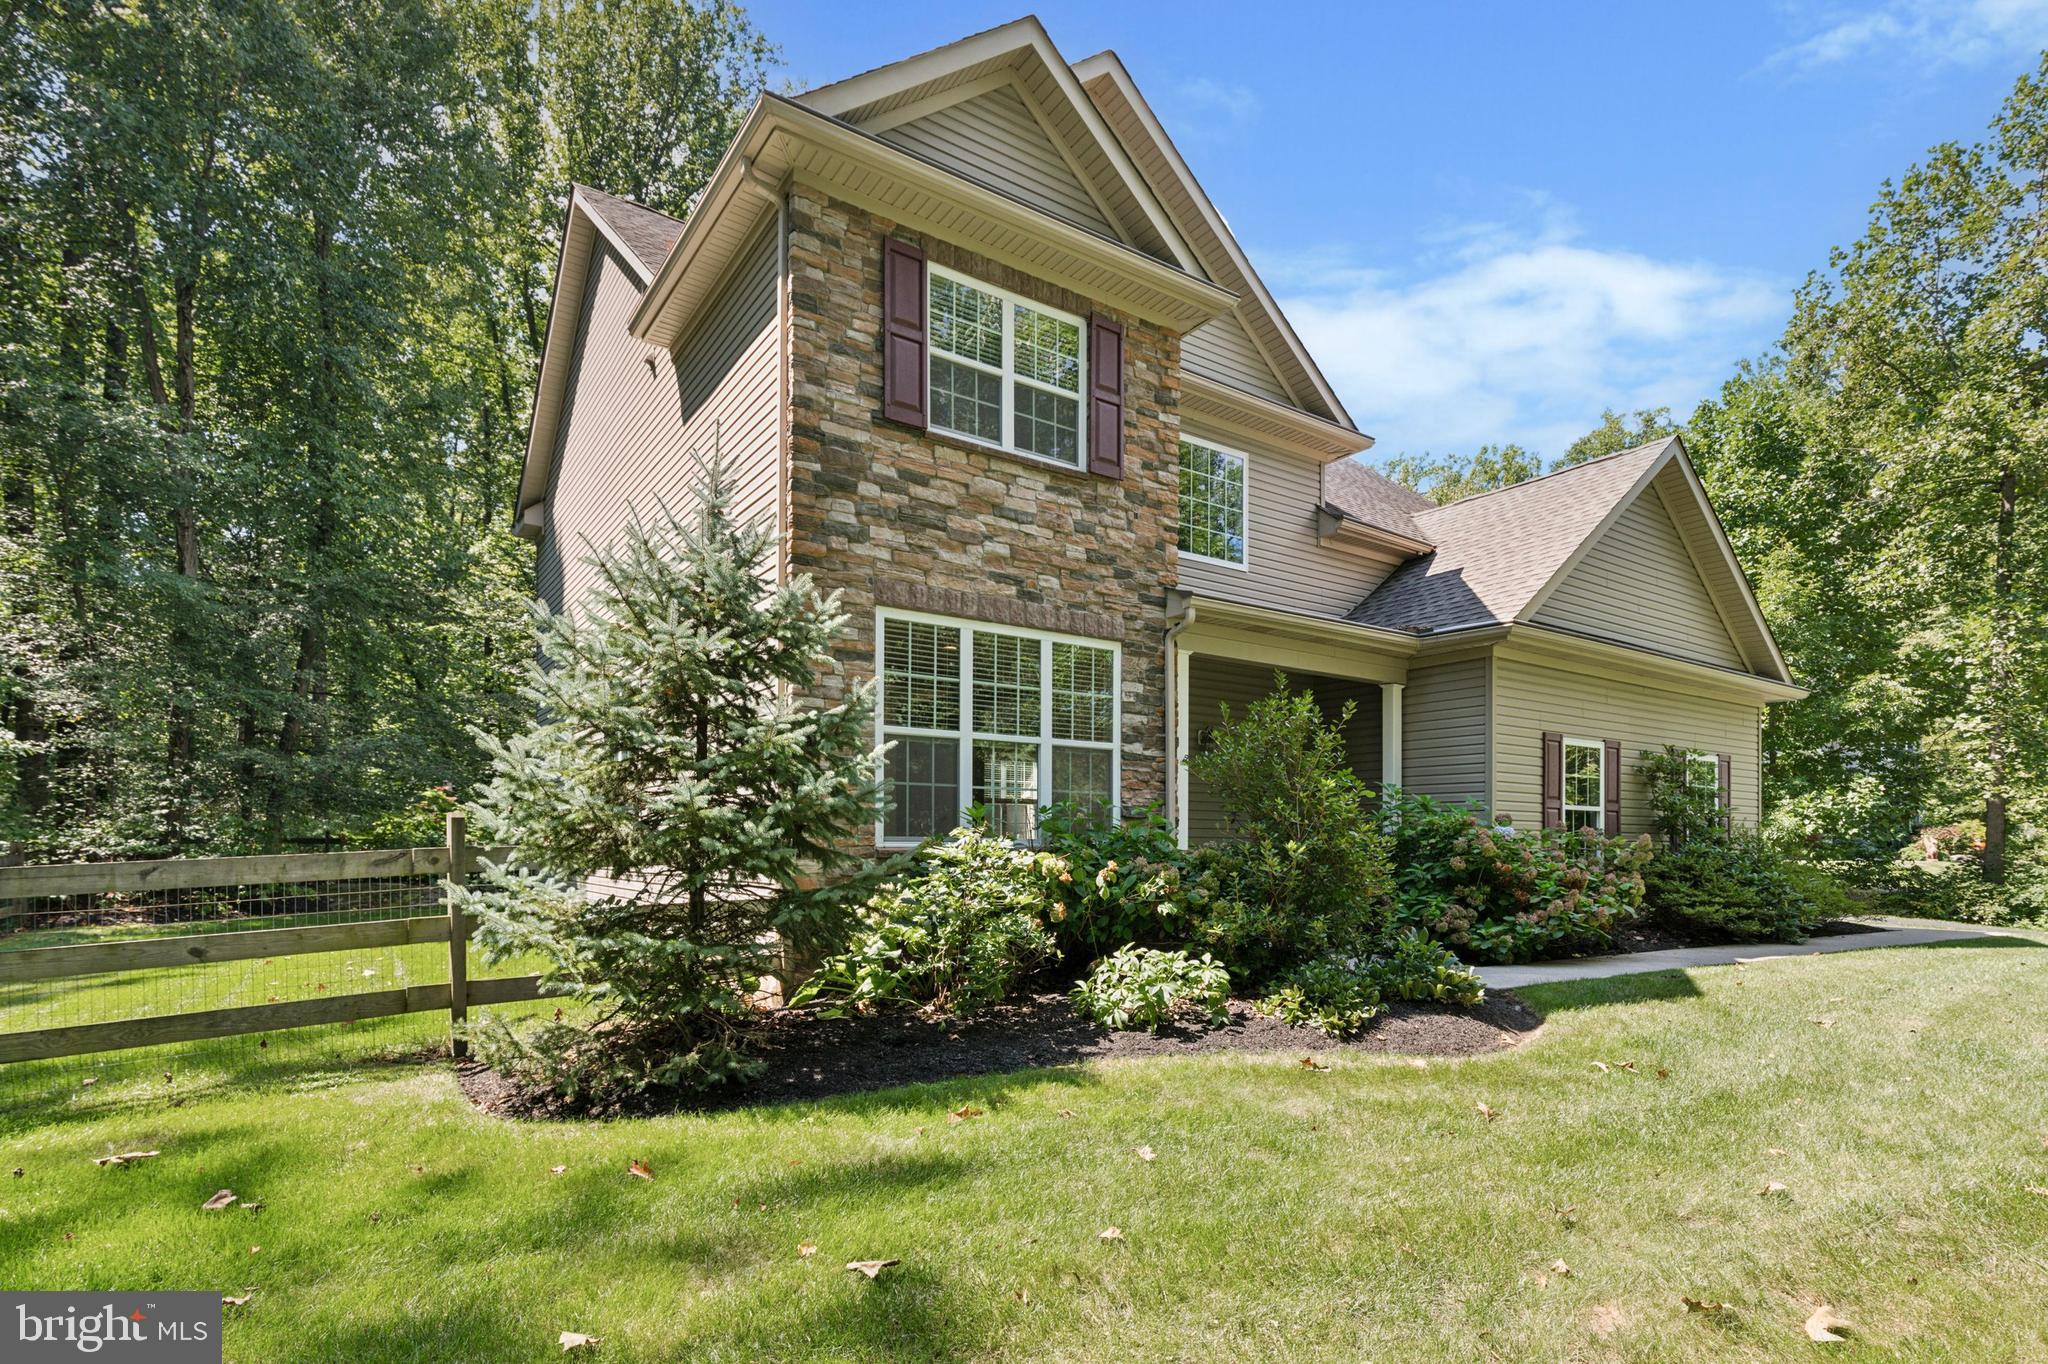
[1401,658,1490,808]
[1533,483,1745,669]
[1182,310,1290,404]
[879,83,1115,238]
[1185,655,1380,843]
[1174,431,1407,619]
[1491,657,1763,835]
[537,222,781,618]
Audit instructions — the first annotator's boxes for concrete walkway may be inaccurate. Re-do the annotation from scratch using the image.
[1476,916,2011,990]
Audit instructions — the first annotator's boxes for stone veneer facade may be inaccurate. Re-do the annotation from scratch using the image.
[783,185,1183,847]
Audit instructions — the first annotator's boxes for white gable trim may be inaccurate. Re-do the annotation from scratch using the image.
[799,17,1201,275]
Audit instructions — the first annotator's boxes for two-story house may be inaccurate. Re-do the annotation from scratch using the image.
[514,16,1805,854]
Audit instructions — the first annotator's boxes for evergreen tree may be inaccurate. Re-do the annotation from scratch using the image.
[458,461,885,1098]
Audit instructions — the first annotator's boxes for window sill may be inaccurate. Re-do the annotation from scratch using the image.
[1179,550,1249,572]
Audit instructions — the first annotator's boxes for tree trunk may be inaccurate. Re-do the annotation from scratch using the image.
[1982,462,2016,884]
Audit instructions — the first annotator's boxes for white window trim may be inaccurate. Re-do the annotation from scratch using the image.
[1561,736,1605,831]
[1686,750,1719,795]
[926,264,1088,468]
[1177,436,1250,571]
[875,607,1121,848]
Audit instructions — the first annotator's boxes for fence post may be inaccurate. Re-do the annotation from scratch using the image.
[445,812,470,1060]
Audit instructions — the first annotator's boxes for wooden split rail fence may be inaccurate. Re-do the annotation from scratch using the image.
[0,815,541,1065]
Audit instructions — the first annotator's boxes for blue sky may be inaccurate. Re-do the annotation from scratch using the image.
[746,1,2046,462]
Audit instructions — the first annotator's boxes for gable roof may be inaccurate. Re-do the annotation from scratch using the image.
[577,186,686,280]
[797,17,1199,273]
[1344,437,1793,683]
[1071,49,1353,429]
[1322,458,1437,544]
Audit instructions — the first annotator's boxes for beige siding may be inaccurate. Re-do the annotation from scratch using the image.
[879,83,1115,237]
[1491,657,1763,835]
[1182,310,1290,404]
[1401,658,1491,808]
[1533,484,1745,669]
[1185,656,1380,843]
[537,222,781,617]
[1174,430,1405,619]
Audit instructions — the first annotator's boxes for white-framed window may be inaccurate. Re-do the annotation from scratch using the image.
[1561,738,1605,833]
[927,265,1086,467]
[1178,438,1248,567]
[1686,751,1719,795]
[876,609,1119,846]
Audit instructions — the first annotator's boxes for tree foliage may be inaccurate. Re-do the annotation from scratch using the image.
[1382,443,1542,504]
[1555,406,1680,468]
[0,0,775,857]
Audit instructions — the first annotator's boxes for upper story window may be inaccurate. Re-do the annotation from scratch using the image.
[877,610,1120,847]
[928,266,1086,467]
[1178,438,1248,566]
[1561,738,1606,832]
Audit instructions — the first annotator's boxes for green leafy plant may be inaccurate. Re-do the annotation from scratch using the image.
[1037,804,1192,954]
[1071,946,1230,1032]
[1258,932,1485,1038]
[1642,829,1820,942]
[794,826,1063,1017]
[1184,679,1395,980]
[1636,746,1724,846]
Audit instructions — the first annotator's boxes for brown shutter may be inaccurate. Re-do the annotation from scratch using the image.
[1604,740,1623,836]
[1540,732,1563,830]
[881,236,927,428]
[1088,314,1125,479]
[1718,752,1733,831]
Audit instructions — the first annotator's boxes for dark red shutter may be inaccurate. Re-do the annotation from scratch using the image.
[1088,314,1125,479]
[1718,752,1733,831]
[1604,740,1623,836]
[1540,732,1563,830]
[881,236,927,428]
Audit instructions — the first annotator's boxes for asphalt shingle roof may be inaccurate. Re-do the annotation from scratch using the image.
[1321,458,1438,543]
[1345,438,1674,634]
[577,185,686,278]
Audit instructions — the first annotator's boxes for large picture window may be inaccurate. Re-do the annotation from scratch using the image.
[1561,738,1606,832]
[928,266,1085,466]
[1177,438,1247,566]
[878,611,1119,845]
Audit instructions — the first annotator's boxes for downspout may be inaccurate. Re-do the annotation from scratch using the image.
[1162,594,1195,847]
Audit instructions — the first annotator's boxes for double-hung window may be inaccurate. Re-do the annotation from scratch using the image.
[1178,438,1248,566]
[1686,751,1719,796]
[928,266,1085,467]
[1561,738,1606,832]
[878,611,1119,846]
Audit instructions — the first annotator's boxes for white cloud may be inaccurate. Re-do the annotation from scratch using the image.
[1266,210,1785,461]
[1770,0,2048,70]
[1161,77,1261,143]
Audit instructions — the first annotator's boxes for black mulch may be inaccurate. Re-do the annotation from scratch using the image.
[1612,917,1885,955]
[458,990,1544,1121]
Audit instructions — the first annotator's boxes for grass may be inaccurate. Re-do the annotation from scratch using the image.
[3,939,2047,1362]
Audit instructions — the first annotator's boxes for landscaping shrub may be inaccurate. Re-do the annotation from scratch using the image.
[1036,804,1193,955]
[794,826,1063,1017]
[1071,946,1230,1032]
[1642,829,1820,942]
[1184,679,1395,979]
[1883,846,2048,926]
[1257,932,1484,1038]
[458,464,888,1102]
[1384,790,1651,963]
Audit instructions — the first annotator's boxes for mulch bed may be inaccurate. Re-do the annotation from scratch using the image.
[459,990,1544,1121]
[1611,917,1883,955]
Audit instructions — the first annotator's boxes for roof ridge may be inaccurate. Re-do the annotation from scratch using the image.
[1419,436,1677,517]
[574,183,687,228]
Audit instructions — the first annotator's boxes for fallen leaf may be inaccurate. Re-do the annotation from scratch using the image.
[1683,1297,1731,1315]
[222,1291,254,1308]
[240,1202,263,1214]
[1766,1147,1788,1156]
[559,1330,601,1352]
[408,1164,425,1175]
[1475,1102,1501,1122]
[94,1151,161,1167]
[1014,1287,1028,1303]
[1591,1061,1611,1074]
[1761,1181,1790,1197]
[1299,1056,1328,1071]
[1553,1204,1579,1226]
[549,1165,567,1176]
[10,1168,21,1179]
[947,1104,984,1124]
[1656,1067,1671,1079]
[1804,1304,1851,1343]
[1810,1017,1836,1029]
[248,1246,260,1255]
[1616,1061,1638,1073]
[845,1259,899,1278]
[369,1211,381,1224]
[1134,1146,1156,1162]
[81,1077,97,1087]
[1098,1227,1123,1242]
[202,1190,238,1212]
[1550,1259,1573,1277]
[1408,1058,1428,1070]
[2024,1185,2048,1197]
[797,1241,817,1258]
[1055,1108,1076,1118]
[626,1159,653,1181]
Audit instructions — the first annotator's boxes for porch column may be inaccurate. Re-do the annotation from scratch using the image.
[1380,682,1404,793]
[1174,645,1191,850]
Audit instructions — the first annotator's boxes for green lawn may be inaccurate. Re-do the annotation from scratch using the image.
[3,938,2046,1362]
